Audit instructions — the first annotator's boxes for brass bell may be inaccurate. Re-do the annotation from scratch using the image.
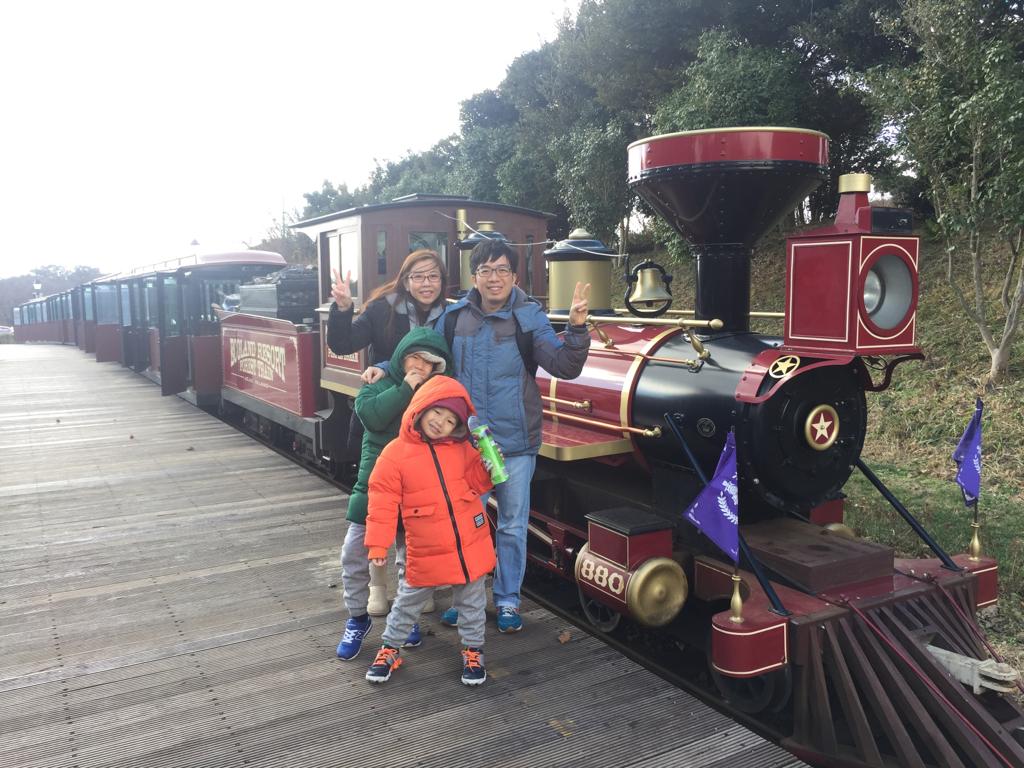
[627,265,673,312]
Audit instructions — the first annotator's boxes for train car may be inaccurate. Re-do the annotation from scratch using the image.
[13,291,75,345]
[91,250,286,403]
[523,127,1023,768]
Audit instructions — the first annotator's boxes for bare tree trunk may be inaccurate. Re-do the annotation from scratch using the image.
[1000,228,1022,312]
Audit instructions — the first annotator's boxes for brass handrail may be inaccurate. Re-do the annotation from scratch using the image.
[541,395,591,411]
[543,409,661,438]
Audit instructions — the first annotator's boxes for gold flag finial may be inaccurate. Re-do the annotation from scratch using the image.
[729,568,744,624]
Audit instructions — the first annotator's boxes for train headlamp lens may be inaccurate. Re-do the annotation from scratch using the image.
[863,270,883,315]
[863,254,913,329]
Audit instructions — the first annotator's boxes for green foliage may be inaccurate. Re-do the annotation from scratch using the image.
[553,120,634,242]
[301,180,368,219]
[653,31,812,132]
[0,266,103,326]
[871,0,1024,383]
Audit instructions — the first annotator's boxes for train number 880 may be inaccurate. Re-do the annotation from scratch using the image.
[578,555,626,595]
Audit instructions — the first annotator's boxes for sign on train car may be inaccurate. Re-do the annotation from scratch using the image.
[220,313,320,419]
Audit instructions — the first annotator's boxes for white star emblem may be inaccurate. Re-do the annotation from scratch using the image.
[812,413,833,441]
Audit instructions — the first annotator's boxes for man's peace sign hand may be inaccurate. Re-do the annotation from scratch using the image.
[568,281,591,326]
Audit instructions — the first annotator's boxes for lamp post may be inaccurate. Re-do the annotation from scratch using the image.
[32,281,42,299]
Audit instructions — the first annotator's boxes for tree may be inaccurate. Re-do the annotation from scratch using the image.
[873,0,1024,384]
[252,211,316,265]
[301,180,367,219]
[553,120,634,243]
[0,266,102,326]
[363,137,462,203]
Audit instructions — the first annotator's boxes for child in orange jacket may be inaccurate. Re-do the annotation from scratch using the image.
[363,376,495,685]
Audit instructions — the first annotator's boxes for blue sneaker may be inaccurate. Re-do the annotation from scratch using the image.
[461,647,486,686]
[403,623,422,648]
[365,645,402,683]
[439,608,459,627]
[497,606,523,633]
[336,615,372,660]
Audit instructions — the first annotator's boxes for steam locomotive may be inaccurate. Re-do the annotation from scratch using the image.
[524,128,1023,768]
[13,127,1023,767]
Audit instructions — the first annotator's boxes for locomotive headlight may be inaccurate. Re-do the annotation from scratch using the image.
[863,254,913,329]
[863,270,884,315]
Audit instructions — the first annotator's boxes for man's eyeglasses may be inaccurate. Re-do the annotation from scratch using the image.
[408,272,442,285]
[475,266,513,278]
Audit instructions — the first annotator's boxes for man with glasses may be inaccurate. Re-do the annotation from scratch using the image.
[437,238,591,633]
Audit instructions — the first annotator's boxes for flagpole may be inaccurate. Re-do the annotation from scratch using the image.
[662,414,790,617]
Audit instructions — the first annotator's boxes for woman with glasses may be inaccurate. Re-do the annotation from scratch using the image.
[328,248,448,365]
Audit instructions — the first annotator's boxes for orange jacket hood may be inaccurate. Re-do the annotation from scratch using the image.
[400,375,476,444]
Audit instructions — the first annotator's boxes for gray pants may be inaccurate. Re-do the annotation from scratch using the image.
[340,522,405,615]
[382,575,487,649]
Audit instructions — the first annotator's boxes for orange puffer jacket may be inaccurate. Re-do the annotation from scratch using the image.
[365,376,495,587]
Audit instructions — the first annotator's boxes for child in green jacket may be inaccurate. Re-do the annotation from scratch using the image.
[335,326,453,660]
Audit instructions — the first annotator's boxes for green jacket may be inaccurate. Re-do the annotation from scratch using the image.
[346,326,453,524]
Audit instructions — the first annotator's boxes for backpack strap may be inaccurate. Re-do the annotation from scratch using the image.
[513,313,536,378]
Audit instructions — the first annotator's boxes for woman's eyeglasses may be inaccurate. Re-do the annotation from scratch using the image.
[408,272,442,285]
[475,266,512,278]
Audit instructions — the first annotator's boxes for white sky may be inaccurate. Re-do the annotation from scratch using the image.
[0,0,578,279]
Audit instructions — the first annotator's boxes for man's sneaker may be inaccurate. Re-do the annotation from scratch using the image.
[439,608,459,627]
[365,645,402,683]
[497,605,523,633]
[461,647,486,686]
[336,615,372,660]
[403,623,422,648]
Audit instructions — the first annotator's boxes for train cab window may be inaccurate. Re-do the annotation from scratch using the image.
[95,285,118,324]
[330,229,360,304]
[13,307,20,326]
[120,284,133,327]
[409,232,448,268]
[377,231,387,275]
[162,276,181,337]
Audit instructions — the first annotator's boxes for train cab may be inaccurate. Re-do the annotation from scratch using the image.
[95,251,286,403]
[291,194,551,464]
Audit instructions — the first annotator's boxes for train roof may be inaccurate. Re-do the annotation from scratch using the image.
[93,250,286,282]
[290,194,555,230]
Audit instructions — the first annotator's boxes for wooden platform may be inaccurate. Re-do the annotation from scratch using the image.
[0,344,807,768]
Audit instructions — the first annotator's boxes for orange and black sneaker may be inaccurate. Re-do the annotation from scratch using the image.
[365,645,402,683]
[460,647,486,686]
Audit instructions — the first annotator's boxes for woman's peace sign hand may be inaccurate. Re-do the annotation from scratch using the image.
[331,269,353,311]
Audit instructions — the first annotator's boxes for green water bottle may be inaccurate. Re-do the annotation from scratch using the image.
[468,415,509,484]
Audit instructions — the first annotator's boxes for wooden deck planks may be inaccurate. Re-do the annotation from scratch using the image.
[0,345,807,768]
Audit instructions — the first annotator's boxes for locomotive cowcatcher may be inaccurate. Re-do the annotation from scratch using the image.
[524,127,1023,768]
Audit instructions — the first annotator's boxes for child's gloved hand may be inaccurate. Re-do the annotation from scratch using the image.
[482,457,494,474]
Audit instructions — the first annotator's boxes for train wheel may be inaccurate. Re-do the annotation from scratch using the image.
[578,586,621,633]
[709,664,792,714]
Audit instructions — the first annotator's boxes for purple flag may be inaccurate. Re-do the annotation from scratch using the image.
[952,398,983,506]
[684,430,739,563]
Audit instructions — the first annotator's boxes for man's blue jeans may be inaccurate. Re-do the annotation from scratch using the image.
[484,453,537,610]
